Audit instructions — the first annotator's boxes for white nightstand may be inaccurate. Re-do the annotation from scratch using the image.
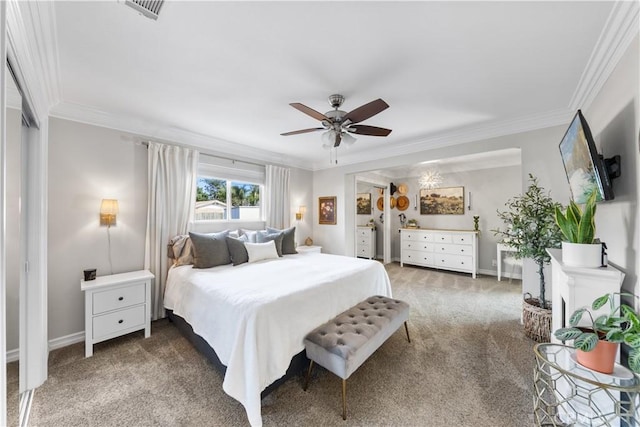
[81,269,154,357]
[297,245,322,254]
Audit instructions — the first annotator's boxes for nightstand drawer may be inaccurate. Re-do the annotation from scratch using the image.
[93,282,146,315]
[93,305,146,340]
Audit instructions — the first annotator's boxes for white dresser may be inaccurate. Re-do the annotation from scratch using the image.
[400,228,478,278]
[81,269,154,357]
[356,226,377,259]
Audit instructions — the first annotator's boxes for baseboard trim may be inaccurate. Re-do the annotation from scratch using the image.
[6,331,85,362]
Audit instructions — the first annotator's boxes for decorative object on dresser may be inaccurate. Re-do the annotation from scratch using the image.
[304,296,411,421]
[356,226,376,259]
[356,193,371,214]
[419,186,464,215]
[305,236,313,246]
[473,215,479,232]
[81,270,154,357]
[83,269,96,281]
[400,228,478,278]
[406,218,418,228]
[554,189,602,268]
[494,174,563,343]
[554,292,640,374]
[319,196,337,225]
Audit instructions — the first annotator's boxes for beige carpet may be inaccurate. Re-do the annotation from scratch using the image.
[8,263,535,426]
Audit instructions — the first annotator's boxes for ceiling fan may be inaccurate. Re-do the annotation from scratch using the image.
[281,94,392,148]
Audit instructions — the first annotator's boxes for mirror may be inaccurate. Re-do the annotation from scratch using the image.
[5,63,22,425]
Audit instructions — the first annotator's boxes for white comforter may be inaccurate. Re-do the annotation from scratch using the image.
[164,253,392,427]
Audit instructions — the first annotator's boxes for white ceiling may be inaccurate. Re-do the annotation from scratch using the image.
[48,1,618,170]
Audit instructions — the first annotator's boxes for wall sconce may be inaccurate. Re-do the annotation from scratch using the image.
[296,205,306,221]
[100,199,119,226]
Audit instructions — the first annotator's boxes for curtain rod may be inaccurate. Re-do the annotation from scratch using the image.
[140,140,265,168]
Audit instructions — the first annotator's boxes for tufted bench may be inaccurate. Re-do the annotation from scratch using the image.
[303,295,410,420]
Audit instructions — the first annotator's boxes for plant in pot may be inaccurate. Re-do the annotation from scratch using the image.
[554,189,602,268]
[494,174,564,342]
[554,292,640,374]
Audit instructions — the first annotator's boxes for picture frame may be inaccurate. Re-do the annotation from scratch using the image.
[356,193,371,215]
[319,196,337,225]
[420,186,464,215]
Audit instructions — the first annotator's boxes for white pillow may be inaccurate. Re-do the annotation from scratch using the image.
[244,240,280,263]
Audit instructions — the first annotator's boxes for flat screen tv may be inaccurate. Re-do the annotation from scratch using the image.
[558,110,614,203]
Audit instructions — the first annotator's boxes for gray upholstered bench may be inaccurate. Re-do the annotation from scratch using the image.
[303,295,410,420]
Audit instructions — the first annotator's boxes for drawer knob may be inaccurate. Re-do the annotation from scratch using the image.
[461,249,464,252]
[118,319,124,324]
[118,296,124,301]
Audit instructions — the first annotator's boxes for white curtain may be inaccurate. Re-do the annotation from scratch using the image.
[144,142,199,319]
[264,165,290,229]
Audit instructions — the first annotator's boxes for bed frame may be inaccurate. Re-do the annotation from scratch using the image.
[166,309,310,398]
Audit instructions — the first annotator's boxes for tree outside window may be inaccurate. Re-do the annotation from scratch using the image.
[195,177,261,221]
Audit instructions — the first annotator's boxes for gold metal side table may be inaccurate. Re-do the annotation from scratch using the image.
[533,343,640,426]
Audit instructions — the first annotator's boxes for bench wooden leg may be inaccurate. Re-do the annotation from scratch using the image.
[404,321,411,343]
[342,379,347,420]
[304,360,314,391]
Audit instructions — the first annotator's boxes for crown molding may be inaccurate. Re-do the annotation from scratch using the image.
[50,101,312,170]
[569,1,640,111]
[311,107,573,170]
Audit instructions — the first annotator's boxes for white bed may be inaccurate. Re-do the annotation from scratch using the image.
[164,252,392,427]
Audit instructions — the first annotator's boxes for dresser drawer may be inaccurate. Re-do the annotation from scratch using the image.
[435,243,472,256]
[402,240,433,252]
[357,245,370,255]
[93,282,146,315]
[402,231,433,242]
[432,233,452,244]
[435,254,473,271]
[357,236,371,246]
[402,249,433,266]
[93,305,146,340]
[452,234,473,245]
[357,228,372,237]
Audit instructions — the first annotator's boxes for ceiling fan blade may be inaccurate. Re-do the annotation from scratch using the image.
[289,103,330,122]
[348,125,392,137]
[280,128,324,136]
[333,132,342,148]
[342,98,389,124]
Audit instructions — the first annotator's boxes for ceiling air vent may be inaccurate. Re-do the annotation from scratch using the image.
[125,0,164,20]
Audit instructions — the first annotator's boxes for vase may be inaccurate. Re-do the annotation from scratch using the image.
[561,242,602,268]
[576,340,618,374]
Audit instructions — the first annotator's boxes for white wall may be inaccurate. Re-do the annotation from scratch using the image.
[48,118,148,341]
[583,35,639,297]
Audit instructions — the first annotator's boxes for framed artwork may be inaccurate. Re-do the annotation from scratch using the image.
[319,196,337,225]
[356,193,371,215]
[420,187,464,215]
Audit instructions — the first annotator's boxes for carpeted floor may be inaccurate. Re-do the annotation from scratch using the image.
[8,263,535,426]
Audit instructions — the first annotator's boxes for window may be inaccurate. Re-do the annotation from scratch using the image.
[195,177,262,221]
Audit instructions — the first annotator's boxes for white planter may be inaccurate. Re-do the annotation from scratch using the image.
[561,242,602,268]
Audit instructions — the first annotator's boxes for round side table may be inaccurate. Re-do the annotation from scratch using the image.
[533,343,640,426]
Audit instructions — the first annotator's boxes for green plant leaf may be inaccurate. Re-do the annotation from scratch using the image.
[630,349,640,374]
[574,332,598,351]
[624,334,640,349]
[577,192,596,244]
[605,329,625,343]
[569,308,587,327]
[592,294,610,310]
[621,304,640,329]
[554,327,583,341]
[594,314,608,330]
[554,206,573,242]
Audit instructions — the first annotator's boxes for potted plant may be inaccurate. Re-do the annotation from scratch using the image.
[494,174,564,342]
[554,292,640,374]
[554,189,602,268]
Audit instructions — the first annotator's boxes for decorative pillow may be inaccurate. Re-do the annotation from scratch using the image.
[167,234,194,266]
[239,228,264,243]
[189,231,231,268]
[226,235,249,266]
[229,230,240,238]
[256,230,284,257]
[245,241,280,263]
[266,226,297,255]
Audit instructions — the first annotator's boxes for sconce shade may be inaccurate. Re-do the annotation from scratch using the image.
[296,205,306,221]
[100,199,119,226]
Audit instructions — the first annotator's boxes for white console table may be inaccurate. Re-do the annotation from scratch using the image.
[548,248,625,345]
[497,243,518,281]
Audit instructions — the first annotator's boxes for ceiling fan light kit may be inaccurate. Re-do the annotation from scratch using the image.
[281,94,392,151]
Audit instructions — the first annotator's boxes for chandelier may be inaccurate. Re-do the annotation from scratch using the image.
[419,170,443,189]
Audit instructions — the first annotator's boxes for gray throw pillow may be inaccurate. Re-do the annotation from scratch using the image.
[189,231,231,268]
[266,226,297,255]
[256,231,284,257]
[226,235,249,266]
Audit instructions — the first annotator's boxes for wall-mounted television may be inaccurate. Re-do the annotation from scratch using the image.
[558,110,619,203]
